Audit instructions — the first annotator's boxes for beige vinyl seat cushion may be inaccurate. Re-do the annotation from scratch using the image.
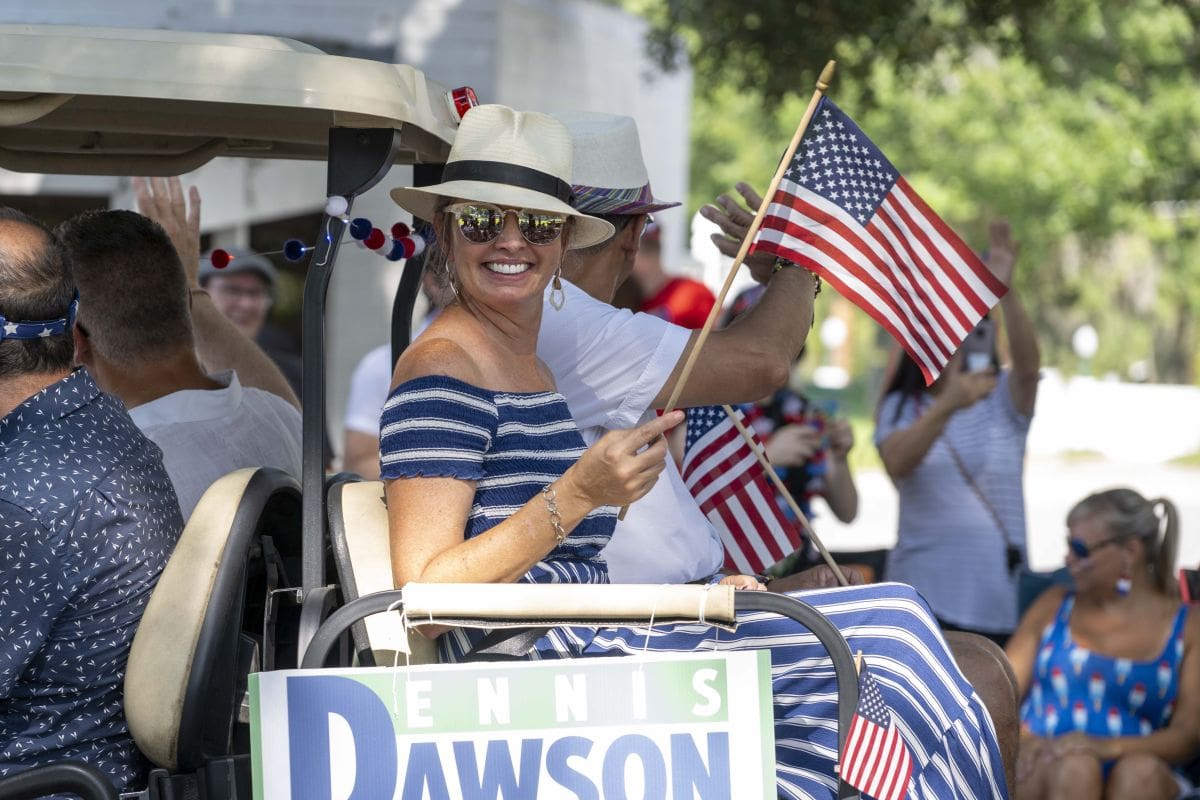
[124,468,260,771]
[334,480,438,666]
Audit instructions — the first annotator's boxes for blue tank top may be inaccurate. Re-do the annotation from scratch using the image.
[1020,593,1188,738]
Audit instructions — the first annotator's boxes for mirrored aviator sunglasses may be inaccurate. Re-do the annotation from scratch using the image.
[448,203,566,246]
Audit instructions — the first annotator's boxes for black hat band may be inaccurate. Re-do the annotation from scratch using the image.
[441,160,575,206]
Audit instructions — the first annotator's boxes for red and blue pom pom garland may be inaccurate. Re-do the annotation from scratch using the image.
[207,194,427,271]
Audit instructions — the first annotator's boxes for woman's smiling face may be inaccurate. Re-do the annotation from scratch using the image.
[442,203,569,310]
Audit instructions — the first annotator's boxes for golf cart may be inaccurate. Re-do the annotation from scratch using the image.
[0,24,860,800]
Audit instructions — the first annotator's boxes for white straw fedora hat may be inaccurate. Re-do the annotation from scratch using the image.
[389,105,614,249]
[550,111,681,215]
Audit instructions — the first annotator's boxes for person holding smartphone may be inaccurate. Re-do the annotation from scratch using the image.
[874,220,1041,646]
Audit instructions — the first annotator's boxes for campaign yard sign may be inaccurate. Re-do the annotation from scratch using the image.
[250,650,774,799]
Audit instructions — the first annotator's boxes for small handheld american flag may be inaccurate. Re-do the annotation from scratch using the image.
[751,96,1007,384]
[840,662,914,800]
[681,405,805,576]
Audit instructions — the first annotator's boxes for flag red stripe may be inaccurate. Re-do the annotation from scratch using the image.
[867,731,902,799]
[760,195,955,362]
[761,230,941,382]
[841,717,870,785]
[711,493,776,572]
[687,437,756,505]
[717,507,756,574]
[855,722,884,788]
[862,208,971,347]
[886,735,914,800]
[871,201,974,335]
[727,491,789,565]
[736,479,799,558]
[881,185,983,316]
[760,206,954,365]
[693,450,759,509]
[893,178,1005,299]
[682,423,743,484]
[873,733,904,800]
[881,185,990,320]
[879,730,913,800]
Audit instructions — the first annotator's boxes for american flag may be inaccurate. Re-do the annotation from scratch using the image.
[681,405,804,575]
[751,96,1007,384]
[840,665,914,800]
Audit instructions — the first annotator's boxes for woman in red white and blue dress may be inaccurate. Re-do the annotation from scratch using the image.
[1007,488,1198,799]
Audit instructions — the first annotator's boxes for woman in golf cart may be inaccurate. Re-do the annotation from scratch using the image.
[381,104,1007,799]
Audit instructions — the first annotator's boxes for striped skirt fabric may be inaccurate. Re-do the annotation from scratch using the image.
[525,583,1008,800]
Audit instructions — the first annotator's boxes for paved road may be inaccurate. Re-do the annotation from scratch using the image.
[814,456,1199,574]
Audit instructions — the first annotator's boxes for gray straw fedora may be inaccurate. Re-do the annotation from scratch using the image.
[550,111,681,215]
[389,105,614,249]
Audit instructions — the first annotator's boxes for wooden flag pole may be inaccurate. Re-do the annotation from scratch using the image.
[618,59,836,521]
[721,404,851,588]
[660,59,836,416]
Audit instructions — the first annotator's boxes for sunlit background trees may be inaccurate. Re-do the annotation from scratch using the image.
[620,0,1200,385]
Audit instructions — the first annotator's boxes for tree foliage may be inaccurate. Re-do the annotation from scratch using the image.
[636,0,1200,382]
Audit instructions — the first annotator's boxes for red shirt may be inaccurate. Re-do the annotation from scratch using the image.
[640,277,716,329]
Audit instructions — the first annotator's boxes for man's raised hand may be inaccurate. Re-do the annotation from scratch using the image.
[134,176,202,286]
[699,182,777,283]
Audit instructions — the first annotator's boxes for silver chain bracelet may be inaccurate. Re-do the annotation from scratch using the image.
[541,485,566,545]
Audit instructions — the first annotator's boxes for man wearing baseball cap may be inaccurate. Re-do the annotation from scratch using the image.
[198,247,278,340]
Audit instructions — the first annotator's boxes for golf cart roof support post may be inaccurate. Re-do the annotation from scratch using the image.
[301,127,405,596]
[389,164,443,376]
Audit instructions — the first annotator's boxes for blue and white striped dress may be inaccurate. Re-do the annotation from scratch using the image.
[382,376,1008,800]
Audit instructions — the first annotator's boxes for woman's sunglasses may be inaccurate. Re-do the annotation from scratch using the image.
[1066,535,1125,560]
[447,203,567,246]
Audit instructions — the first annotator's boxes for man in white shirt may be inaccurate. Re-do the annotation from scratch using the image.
[58,181,302,519]
[540,111,820,585]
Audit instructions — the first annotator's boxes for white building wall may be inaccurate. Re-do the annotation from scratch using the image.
[0,0,692,461]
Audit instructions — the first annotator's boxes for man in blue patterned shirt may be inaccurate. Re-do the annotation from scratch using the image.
[0,208,182,791]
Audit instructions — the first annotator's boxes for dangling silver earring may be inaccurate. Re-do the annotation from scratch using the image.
[549,266,565,311]
[446,264,461,302]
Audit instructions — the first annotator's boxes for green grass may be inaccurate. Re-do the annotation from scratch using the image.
[1059,449,1107,463]
[845,413,884,474]
[1169,450,1200,469]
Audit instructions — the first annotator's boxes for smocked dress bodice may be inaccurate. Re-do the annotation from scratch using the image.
[379,375,616,660]
[1020,592,1188,739]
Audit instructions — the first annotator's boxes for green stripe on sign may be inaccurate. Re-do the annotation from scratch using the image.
[249,673,264,800]
[354,657,732,734]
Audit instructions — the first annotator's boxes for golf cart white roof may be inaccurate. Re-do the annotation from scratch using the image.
[0,24,458,175]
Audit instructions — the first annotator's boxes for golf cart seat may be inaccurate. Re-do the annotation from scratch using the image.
[327,477,438,667]
[124,467,301,799]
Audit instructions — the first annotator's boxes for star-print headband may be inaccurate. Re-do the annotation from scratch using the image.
[0,290,79,341]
